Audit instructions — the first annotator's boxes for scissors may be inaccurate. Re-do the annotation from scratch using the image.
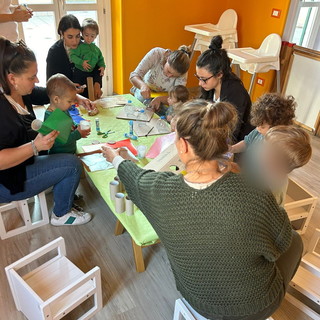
[102,130,115,138]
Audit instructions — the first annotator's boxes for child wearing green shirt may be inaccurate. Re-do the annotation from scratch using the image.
[45,73,90,154]
[70,18,106,99]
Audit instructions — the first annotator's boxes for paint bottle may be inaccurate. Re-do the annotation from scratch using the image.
[95,118,100,132]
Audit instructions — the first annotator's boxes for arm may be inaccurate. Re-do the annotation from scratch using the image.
[69,47,86,68]
[0,7,32,23]
[0,131,58,170]
[230,140,246,154]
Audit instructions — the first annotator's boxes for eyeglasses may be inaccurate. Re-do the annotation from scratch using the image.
[194,73,214,84]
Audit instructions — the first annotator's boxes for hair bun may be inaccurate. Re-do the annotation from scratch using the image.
[178,45,191,57]
[209,35,223,52]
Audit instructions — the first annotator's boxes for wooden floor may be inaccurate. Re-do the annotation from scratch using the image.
[0,133,320,320]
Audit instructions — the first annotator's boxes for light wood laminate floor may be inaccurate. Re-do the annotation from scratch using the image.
[0,133,319,320]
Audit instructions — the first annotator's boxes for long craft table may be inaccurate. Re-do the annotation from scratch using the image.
[77,94,161,272]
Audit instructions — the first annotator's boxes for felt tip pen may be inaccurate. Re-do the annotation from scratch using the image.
[145,126,154,137]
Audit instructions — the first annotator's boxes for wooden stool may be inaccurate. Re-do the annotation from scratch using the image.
[0,191,49,240]
[173,298,274,320]
[5,237,102,320]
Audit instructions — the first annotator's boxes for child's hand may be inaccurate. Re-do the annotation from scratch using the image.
[166,115,173,123]
[82,60,91,71]
[99,67,105,76]
[77,126,91,138]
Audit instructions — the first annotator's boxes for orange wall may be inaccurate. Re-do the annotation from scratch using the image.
[112,0,229,93]
[111,0,291,99]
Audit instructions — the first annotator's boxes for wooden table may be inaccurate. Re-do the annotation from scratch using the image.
[77,94,162,272]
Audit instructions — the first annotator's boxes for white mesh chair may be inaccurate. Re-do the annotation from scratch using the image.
[227,33,282,95]
[286,229,320,320]
[5,237,102,320]
[185,9,238,59]
[0,191,49,240]
[173,298,274,320]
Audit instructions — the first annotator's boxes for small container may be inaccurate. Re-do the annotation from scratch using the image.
[80,120,91,130]
[137,145,147,158]
[109,180,120,201]
[125,196,134,216]
[115,193,125,214]
[95,118,100,132]
[124,100,136,116]
[156,116,168,133]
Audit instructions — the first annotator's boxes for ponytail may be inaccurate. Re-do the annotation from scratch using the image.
[176,100,238,161]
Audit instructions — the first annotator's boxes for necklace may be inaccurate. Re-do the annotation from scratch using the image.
[4,93,30,115]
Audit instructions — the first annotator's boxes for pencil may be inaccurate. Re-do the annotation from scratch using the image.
[145,127,154,137]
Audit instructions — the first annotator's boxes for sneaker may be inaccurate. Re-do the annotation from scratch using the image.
[50,210,91,226]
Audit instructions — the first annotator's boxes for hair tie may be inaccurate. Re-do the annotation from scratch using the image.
[180,48,189,55]
[208,45,217,53]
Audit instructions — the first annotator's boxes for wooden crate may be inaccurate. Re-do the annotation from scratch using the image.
[284,178,318,234]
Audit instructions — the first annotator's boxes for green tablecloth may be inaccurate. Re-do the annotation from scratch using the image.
[77,94,159,246]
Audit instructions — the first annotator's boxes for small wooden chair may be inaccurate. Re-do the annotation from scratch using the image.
[0,191,49,240]
[286,228,320,319]
[5,237,102,320]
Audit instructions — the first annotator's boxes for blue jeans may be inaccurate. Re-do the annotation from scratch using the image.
[0,154,81,217]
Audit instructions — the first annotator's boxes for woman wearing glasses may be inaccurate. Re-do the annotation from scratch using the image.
[195,36,253,142]
[129,45,191,112]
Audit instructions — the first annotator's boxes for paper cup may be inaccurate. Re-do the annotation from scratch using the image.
[114,176,125,193]
[80,120,91,130]
[115,193,125,214]
[125,196,134,216]
[109,180,120,201]
[137,145,147,158]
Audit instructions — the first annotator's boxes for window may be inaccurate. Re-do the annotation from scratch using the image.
[284,0,320,50]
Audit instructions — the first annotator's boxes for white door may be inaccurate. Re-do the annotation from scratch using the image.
[12,0,113,95]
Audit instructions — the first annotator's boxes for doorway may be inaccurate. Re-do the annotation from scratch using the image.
[12,0,113,95]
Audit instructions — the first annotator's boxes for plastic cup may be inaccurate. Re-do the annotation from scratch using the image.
[137,145,147,158]
[80,120,91,130]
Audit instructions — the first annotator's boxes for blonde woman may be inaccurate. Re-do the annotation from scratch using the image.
[103,100,302,320]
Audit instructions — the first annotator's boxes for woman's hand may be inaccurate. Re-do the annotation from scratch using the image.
[99,67,105,77]
[140,84,151,99]
[74,83,85,94]
[12,6,33,22]
[82,60,91,71]
[76,94,99,115]
[101,146,120,163]
[34,131,59,151]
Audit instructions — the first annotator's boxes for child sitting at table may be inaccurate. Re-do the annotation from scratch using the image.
[70,18,106,99]
[45,73,90,154]
[166,85,189,122]
[230,93,296,156]
[261,125,312,206]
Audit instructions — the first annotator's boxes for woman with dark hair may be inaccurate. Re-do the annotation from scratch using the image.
[102,99,302,320]
[46,14,102,100]
[0,37,92,226]
[130,45,191,111]
[196,35,253,142]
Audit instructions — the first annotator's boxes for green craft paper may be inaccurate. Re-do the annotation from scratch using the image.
[38,109,72,144]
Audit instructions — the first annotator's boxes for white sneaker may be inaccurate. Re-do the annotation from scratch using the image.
[50,209,92,226]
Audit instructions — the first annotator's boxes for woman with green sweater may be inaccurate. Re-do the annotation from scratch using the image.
[102,100,302,320]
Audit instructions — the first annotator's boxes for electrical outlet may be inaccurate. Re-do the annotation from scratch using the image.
[257,77,265,86]
[271,8,281,18]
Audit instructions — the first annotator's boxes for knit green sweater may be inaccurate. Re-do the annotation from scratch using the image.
[118,161,293,318]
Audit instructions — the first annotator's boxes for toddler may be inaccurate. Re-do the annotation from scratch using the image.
[45,73,90,154]
[70,18,106,99]
[166,85,189,122]
[230,93,296,155]
[262,125,312,206]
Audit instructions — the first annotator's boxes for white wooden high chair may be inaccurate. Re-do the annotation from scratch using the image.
[227,33,282,96]
[185,9,238,59]
[0,191,49,240]
[5,237,102,320]
[173,298,274,320]
[286,228,320,319]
